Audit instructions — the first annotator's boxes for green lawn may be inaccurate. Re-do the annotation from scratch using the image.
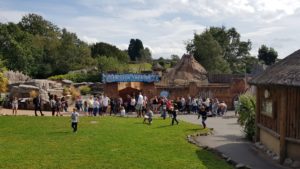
[0,116,233,169]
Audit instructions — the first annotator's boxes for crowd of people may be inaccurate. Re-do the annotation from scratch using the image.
[8,92,232,132]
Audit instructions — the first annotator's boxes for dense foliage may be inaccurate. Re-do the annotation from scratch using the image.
[0,60,8,92]
[91,42,129,62]
[258,45,278,65]
[128,39,152,62]
[237,94,256,140]
[48,73,100,83]
[187,26,257,74]
[0,13,137,79]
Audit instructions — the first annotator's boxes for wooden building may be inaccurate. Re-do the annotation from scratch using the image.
[249,49,300,163]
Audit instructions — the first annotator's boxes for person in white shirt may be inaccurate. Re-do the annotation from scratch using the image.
[102,95,110,115]
[88,96,94,116]
[71,108,79,133]
[136,92,144,117]
[120,106,126,117]
[130,97,136,112]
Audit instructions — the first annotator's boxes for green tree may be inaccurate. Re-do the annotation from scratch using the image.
[208,26,252,73]
[0,59,8,93]
[258,45,278,65]
[187,31,231,73]
[238,94,256,140]
[128,39,144,61]
[18,13,60,37]
[0,23,34,75]
[91,42,129,62]
[96,56,125,73]
[140,47,152,62]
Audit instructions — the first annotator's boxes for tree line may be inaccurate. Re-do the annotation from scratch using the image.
[0,13,152,79]
[186,26,278,74]
[0,13,278,80]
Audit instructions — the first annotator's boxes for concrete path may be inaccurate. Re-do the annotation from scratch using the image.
[178,112,287,169]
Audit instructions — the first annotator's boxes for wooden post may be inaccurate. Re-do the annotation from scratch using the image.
[255,86,261,142]
[279,88,287,164]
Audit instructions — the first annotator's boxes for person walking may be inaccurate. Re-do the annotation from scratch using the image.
[33,95,44,116]
[198,104,207,128]
[71,108,79,133]
[102,95,110,115]
[170,106,179,125]
[88,96,94,116]
[11,97,18,115]
[136,92,144,118]
[50,95,56,116]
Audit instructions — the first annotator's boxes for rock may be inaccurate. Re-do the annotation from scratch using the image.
[272,155,280,161]
[284,158,293,166]
[291,161,300,168]
[245,165,252,169]
[254,142,261,148]
[235,163,245,168]
[221,154,229,159]
[62,79,73,84]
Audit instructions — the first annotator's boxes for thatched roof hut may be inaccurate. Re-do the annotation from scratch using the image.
[249,49,300,164]
[249,49,300,86]
[152,63,164,71]
[163,54,208,84]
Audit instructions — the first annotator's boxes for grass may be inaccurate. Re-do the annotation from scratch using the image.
[127,63,152,73]
[0,116,233,169]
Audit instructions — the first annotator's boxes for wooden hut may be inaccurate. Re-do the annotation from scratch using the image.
[249,49,300,164]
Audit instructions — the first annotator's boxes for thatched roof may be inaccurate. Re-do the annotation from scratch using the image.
[249,49,300,86]
[163,54,208,83]
[152,63,164,71]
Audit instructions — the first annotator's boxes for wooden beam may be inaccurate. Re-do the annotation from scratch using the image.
[257,123,280,139]
[279,87,287,164]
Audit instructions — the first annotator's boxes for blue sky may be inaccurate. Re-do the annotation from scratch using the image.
[1,0,300,59]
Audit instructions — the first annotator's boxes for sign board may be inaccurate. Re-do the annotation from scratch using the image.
[102,73,160,83]
[160,90,169,98]
[261,100,273,118]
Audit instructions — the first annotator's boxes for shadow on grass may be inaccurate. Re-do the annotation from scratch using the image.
[196,149,232,169]
[155,125,172,129]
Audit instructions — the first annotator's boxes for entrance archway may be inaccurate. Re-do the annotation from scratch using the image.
[118,87,140,100]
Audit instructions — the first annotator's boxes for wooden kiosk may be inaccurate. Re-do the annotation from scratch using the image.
[249,49,300,163]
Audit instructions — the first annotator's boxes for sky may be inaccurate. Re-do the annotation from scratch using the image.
[1,0,300,59]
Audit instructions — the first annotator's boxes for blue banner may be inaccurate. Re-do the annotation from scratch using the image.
[102,73,160,83]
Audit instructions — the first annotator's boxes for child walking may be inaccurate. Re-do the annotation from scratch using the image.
[71,108,79,133]
[169,106,179,125]
[143,107,153,125]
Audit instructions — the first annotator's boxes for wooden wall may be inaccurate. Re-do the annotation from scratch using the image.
[257,86,300,139]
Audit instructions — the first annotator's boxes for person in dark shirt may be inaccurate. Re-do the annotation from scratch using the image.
[169,106,179,125]
[198,104,207,128]
[33,95,44,116]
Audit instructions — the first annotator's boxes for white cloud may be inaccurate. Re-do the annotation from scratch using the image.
[1,0,300,58]
[0,9,27,23]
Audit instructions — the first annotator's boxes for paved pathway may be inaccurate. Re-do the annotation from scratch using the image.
[178,112,287,169]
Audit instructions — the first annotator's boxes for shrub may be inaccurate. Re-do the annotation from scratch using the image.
[48,72,100,83]
[69,86,80,100]
[237,94,256,140]
[79,86,91,95]
[29,90,38,98]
